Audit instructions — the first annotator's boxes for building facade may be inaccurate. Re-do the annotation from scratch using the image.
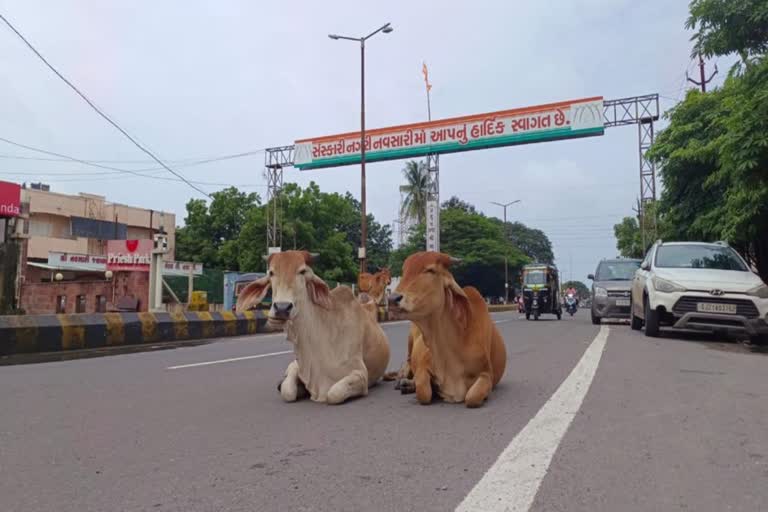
[10,185,176,314]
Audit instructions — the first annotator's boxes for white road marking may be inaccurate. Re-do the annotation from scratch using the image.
[456,325,610,512]
[167,350,293,370]
[494,319,512,324]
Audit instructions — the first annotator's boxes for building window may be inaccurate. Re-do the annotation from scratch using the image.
[96,295,107,313]
[76,295,86,313]
[56,295,67,314]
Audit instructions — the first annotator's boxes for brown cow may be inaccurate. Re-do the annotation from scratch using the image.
[236,251,391,404]
[389,252,507,408]
[357,267,392,305]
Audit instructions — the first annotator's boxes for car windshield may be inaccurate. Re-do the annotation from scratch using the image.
[596,260,640,281]
[524,270,546,285]
[655,245,748,271]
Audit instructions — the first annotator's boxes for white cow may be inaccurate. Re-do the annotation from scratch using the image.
[236,251,391,404]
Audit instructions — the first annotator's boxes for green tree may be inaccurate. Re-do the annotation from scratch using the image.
[687,0,768,66]
[175,187,261,271]
[389,200,529,297]
[175,182,392,282]
[613,216,644,259]
[613,202,660,259]
[399,160,429,225]
[442,196,477,214]
[562,280,590,299]
[501,222,554,264]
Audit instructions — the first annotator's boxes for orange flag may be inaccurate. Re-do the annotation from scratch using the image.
[422,62,432,92]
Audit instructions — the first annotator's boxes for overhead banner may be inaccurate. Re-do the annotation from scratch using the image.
[294,97,604,170]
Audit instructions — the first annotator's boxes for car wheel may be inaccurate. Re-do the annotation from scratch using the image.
[630,297,642,330]
[557,311,562,320]
[525,313,530,320]
[749,333,768,346]
[591,312,601,325]
[643,295,660,337]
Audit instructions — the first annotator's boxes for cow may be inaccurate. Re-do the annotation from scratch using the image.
[357,267,392,305]
[236,251,391,405]
[388,251,507,408]
[357,267,392,321]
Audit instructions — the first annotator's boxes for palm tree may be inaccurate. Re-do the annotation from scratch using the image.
[399,160,430,225]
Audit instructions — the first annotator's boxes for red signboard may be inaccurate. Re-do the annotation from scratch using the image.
[106,239,153,272]
[0,181,21,217]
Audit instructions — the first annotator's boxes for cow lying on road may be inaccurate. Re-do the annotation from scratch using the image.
[389,252,507,408]
[358,267,391,305]
[236,251,391,404]
[357,267,392,321]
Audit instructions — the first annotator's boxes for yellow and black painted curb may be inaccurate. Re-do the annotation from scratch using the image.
[0,310,267,356]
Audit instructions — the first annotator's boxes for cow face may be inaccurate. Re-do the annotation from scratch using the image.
[236,251,331,327]
[390,252,467,322]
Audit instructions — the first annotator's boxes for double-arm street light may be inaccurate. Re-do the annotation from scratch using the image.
[329,22,393,272]
[491,199,521,304]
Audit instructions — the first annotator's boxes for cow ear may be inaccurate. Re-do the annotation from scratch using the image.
[306,273,332,309]
[444,275,469,330]
[236,276,271,313]
[302,251,320,266]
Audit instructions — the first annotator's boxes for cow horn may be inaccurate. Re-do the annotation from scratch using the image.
[308,252,320,262]
[449,256,462,265]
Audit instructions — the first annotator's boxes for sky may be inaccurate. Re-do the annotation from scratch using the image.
[0,0,735,283]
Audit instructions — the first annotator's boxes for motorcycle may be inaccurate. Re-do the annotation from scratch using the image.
[565,293,578,316]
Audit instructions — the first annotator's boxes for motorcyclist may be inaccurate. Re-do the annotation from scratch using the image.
[565,287,579,307]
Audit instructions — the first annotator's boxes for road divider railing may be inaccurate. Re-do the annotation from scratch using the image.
[0,310,267,356]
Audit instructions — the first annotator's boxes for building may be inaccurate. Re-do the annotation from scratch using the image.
[11,184,176,314]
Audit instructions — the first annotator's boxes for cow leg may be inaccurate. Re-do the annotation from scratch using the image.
[279,360,302,402]
[414,367,433,405]
[464,372,493,408]
[327,369,368,405]
[395,328,416,391]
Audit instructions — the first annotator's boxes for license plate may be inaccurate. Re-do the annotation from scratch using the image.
[696,302,737,314]
[615,299,630,306]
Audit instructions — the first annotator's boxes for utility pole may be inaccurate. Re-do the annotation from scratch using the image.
[491,200,521,304]
[329,23,394,273]
[687,54,718,93]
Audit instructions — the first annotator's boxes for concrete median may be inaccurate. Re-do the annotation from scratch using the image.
[0,310,267,356]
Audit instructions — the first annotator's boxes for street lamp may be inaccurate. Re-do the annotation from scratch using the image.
[328,22,394,272]
[491,200,521,304]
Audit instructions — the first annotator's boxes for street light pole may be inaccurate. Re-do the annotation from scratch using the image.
[360,38,366,273]
[491,199,521,304]
[329,22,393,273]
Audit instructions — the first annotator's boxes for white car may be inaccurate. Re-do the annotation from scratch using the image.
[630,241,768,343]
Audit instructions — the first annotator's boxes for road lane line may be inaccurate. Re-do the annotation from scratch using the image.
[167,319,417,370]
[456,325,610,512]
[167,350,293,370]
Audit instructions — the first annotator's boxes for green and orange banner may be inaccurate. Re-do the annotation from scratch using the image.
[294,96,604,170]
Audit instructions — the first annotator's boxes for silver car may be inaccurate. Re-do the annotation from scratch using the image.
[589,258,641,325]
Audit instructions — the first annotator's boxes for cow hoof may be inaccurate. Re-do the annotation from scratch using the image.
[399,379,415,395]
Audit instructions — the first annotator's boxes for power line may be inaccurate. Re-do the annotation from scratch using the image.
[0,13,211,197]
[0,149,264,165]
[0,136,266,189]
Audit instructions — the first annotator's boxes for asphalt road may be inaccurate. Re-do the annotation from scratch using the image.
[2,310,767,512]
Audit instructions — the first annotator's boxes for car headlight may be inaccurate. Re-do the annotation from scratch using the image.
[747,283,768,299]
[594,287,608,298]
[652,277,686,293]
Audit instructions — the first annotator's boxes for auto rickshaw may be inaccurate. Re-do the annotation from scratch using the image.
[521,264,562,320]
